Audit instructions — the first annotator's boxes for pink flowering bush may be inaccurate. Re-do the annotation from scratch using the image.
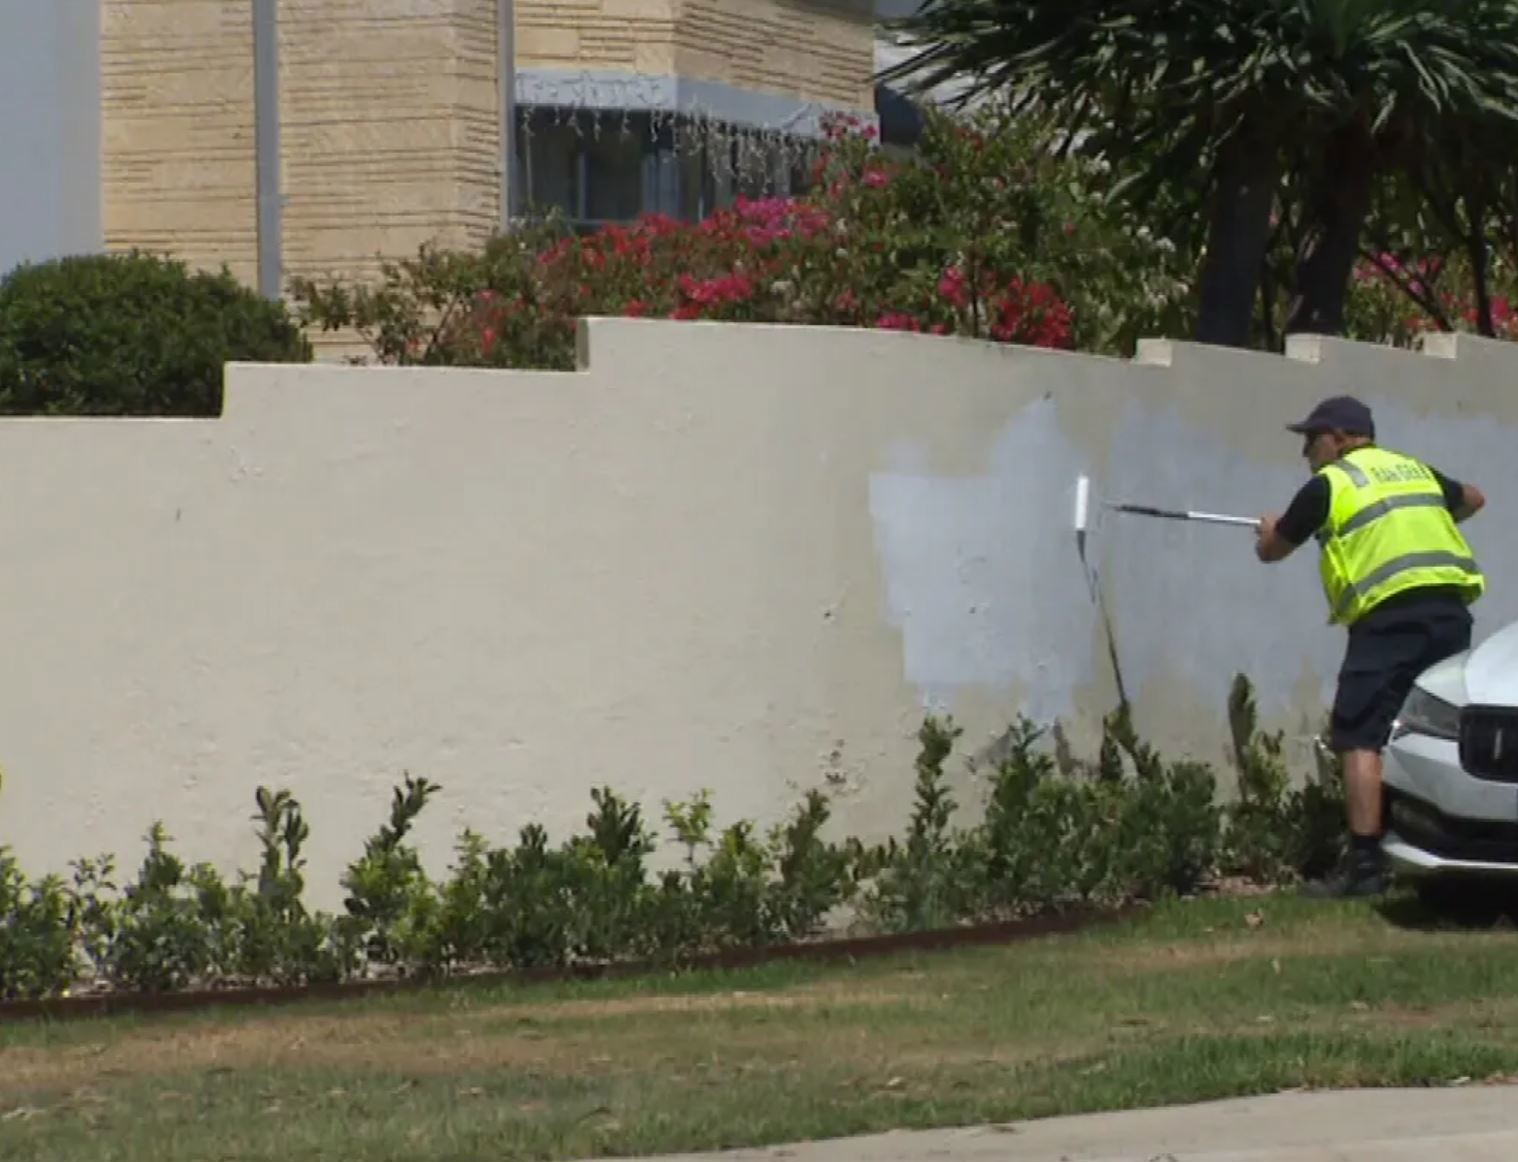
[1345,249,1518,348]
[292,106,1189,368]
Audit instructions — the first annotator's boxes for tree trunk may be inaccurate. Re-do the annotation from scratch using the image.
[1257,210,1289,352]
[1465,197,1495,338]
[1195,136,1281,347]
[1285,127,1375,337]
[1259,253,1279,352]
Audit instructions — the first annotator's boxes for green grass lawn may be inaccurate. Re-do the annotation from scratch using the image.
[3,893,1518,1161]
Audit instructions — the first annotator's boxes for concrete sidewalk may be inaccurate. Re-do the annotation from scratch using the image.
[590,1086,1518,1161]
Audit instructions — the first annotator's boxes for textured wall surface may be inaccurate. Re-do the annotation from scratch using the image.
[99,0,877,299]
[277,0,501,290]
[0,0,101,274]
[102,0,503,352]
[102,0,258,284]
[516,0,874,111]
[3,320,1513,905]
[674,0,874,110]
[516,0,679,76]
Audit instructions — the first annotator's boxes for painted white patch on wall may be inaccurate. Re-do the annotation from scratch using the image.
[867,397,1098,721]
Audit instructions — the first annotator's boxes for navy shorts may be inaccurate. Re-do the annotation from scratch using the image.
[1331,598,1472,752]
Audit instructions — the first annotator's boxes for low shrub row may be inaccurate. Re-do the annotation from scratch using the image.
[0,677,1343,1001]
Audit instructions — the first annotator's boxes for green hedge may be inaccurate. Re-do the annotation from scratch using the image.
[0,252,311,417]
[0,677,1344,1000]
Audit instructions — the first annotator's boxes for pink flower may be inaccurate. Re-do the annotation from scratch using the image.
[985,277,1074,349]
[875,312,921,332]
[676,273,755,311]
[937,266,970,309]
[538,239,573,267]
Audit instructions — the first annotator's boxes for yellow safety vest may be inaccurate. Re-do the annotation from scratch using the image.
[1317,446,1484,626]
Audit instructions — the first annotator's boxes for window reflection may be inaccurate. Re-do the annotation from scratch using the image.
[514,109,814,230]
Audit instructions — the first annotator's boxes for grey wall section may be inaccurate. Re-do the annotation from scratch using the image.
[0,320,1513,904]
[1100,333,1518,769]
[0,0,102,275]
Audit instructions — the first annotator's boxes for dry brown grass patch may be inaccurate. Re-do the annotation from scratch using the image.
[498,980,921,1022]
[1106,922,1424,975]
[0,980,930,1097]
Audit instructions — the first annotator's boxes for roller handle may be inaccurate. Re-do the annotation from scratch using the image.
[1111,504,1258,528]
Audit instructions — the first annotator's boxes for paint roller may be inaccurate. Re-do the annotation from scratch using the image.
[1073,475,1258,535]
[1070,476,1255,715]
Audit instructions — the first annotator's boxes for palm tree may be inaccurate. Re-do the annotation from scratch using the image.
[881,0,1518,347]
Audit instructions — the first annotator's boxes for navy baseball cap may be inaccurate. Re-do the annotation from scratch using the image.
[1286,395,1375,439]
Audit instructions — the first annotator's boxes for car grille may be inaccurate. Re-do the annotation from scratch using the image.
[1387,789,1518,864]
[1459,706,1518,784]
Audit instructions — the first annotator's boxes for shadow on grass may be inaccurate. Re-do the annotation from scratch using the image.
[1377,881,1518,932]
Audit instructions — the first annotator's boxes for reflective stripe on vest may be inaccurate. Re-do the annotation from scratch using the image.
[1332,550,1482,621]
[1336,492,1448,537]
[1337,459,1369,488]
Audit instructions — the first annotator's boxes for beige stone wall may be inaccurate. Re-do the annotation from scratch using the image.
[104,0,504,357]
[278,0,502,291]
[675,0,875,111]
[516,0,680,77]
[101,0,875,306]
[102,0,259,285]
[515,0,875,112]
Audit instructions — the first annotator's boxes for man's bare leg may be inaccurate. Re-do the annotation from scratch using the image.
[1343,748,1384,836]
[1304,747,1388,897]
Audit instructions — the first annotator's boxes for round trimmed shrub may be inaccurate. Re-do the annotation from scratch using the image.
[0,252,312,416]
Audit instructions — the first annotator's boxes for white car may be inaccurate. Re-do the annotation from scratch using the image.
[1381,619,1518,890]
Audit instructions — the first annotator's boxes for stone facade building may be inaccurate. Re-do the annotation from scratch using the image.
[4,1,880,295]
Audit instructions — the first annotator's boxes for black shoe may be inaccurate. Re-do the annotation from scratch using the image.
[1301,850,1388,899]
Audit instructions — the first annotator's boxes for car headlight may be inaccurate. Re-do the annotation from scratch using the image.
[1394,686,1462,741]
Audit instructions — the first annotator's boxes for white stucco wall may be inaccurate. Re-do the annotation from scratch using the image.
[0,0,101,275]
[1,319,1515,904]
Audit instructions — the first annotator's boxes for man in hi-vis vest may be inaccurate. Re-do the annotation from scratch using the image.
[1255,395,1486,898]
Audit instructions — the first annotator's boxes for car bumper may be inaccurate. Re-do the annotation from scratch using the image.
[1382,833,1518,878]
[1383,731,1518,877]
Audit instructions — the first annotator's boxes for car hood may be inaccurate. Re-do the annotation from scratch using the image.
[1441,619,1518,707]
